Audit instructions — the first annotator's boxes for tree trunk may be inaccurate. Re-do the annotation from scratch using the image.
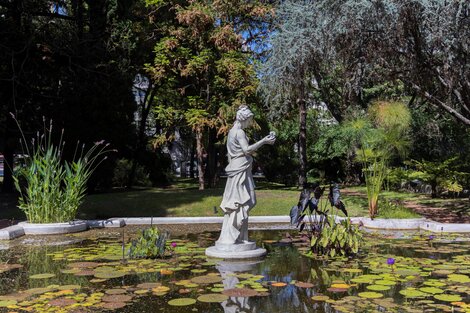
[2,113,16,193]
[190,139,195,178]
[128,82,155,188]
[195,128,205,190]
[206,128,217,188]
[298,87,308,188]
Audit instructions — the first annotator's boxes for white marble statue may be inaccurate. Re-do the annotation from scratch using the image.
[216,105,276,245]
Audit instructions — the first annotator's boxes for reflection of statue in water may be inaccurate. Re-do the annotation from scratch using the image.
[217,260,261,313]
[206,105,275,259]
[218,105,276,244]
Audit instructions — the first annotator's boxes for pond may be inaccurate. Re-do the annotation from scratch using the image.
[0,227,469,312]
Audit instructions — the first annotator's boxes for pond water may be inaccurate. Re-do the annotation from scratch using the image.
[0,228,469,312]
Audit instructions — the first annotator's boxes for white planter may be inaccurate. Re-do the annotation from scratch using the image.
[18,220,88,235]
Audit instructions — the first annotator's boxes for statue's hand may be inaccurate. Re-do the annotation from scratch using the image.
[263,132,276,145]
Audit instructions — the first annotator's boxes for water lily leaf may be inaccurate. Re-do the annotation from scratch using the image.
[102,294,132,303]
[67,262,101,268]
[57,285,81,290]
[30,273,56,279]
[375,280,396,286]
[190,269,207,274]
[447,274,470,283]
[271,282,287,287]
[168,298,196,306]
[311,295,329,301]
[358,292,383,299]
[101,302,127,309]
[399,288,427,298]
[433,294,462,302]
[210,287,224,292]
[152,286,170,293]
[197,293,229,303]
[105,289,126,295]
[74,270,95,276]
[330,284,351,289]
[137,282,161,289]
[423,280,446,287]
[419,287,444,294]
[341,268,362,273]
[191,275,223,284]
[47,298,76,307]
[366,285,391,291]
[0,300,17,307]
[222,288,259,297]
[295,282,314,288]
[94,271,127,279]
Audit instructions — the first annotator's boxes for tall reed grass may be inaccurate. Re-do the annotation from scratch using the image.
[12,116,111,223]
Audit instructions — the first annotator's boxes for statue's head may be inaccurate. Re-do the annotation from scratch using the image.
[236,105,254,127]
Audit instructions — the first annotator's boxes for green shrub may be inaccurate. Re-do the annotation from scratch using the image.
[128,226,169,259]
[112,158,152,187]
[12,118,110,223]
[376,198,421,219]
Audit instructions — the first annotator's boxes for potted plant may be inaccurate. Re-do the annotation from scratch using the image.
[12,116,111,234]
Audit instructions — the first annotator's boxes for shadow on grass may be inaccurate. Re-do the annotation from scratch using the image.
[79,186,225,220]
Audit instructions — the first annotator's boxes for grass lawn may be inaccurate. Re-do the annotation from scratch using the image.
[2,178,467,221]
[78,179,418,220]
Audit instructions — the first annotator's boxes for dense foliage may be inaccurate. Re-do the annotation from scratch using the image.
[1,0,469,203]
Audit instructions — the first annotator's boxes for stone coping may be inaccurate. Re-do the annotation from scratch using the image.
[1,216,469,240]
[19,220,88,235]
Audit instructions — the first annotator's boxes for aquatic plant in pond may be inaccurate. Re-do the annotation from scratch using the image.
[0,229,469,312]
[12,116,111,223]
[291,183,362,257]
[128,226,169,258]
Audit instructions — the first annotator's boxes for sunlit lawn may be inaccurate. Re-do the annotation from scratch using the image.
[78,179,418,219]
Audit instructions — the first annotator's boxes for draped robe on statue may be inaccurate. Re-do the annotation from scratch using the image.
[217,129,256,244]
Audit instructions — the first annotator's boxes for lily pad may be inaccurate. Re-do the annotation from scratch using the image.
[168,298,197,306]
[47,298,76,307]
[191,275,223,284]
[358,292,383,299]
[105,289,126,295]
[366,285,391,291]
[295,282,314,288]
[30,273,56,279]
[447,274,470,283]
[222,288,259,297]
[419,287,444,294]
[399,288,427,298]
[0,300,17,307]
[311,295,330,301]
[197,293,229,303]
[94,271,127,279]
[433,294,462,302]
[102,294,132,303]
[137,282,161,289]
[101,302,127,309]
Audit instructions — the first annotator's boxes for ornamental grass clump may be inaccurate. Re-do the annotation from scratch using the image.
[12,116,111,223]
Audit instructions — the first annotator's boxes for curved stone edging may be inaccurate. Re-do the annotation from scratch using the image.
[2,216,470,241]
[18,220,88,235]
[120,216,470,232]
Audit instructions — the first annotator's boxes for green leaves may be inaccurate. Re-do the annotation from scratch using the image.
[13,120,110,223]
[128,227,169,259]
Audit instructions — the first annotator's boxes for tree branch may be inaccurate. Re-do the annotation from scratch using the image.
[412,83,470,126]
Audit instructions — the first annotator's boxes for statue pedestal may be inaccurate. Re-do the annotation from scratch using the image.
[205,241,266,259]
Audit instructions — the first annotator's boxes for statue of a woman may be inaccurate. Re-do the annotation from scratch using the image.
[217,105,276,245]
